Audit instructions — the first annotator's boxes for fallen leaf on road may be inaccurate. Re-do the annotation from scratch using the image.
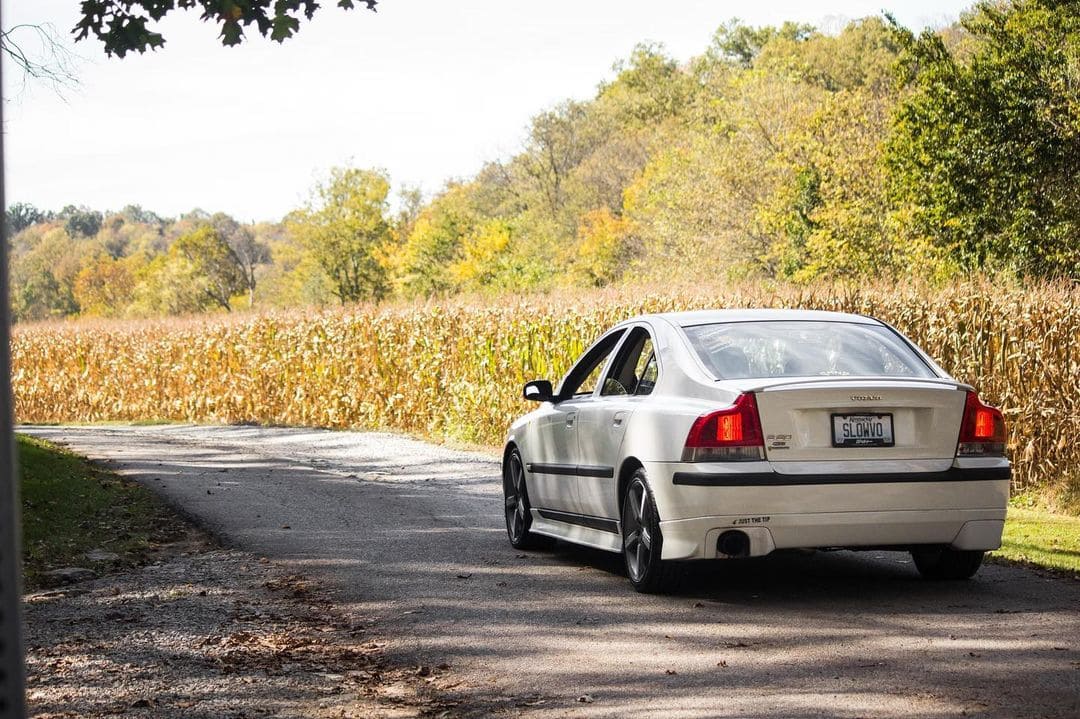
[456,573,472,579]
[717,661,727,668]
[577,694,595,703]
[665,669,677,675]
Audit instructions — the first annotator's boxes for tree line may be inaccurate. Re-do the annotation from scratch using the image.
[8,0,1077,322]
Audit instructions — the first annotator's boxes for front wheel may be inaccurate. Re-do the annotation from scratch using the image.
[911,547,985,580]
[621,470,678,593]
[503,449,551,550]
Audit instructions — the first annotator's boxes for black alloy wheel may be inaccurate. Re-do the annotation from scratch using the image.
[503,449,550,550]
[621,469,678,593]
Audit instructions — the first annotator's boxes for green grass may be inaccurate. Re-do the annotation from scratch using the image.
[18,434,186,590]
[995,507,1080,575]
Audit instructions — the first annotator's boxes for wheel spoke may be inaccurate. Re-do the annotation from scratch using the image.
[513,459,525,490]
[640,527,652,550]
[624,529,639,551]
[504,495,517,509]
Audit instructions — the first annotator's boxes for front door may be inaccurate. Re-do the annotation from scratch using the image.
[524,329,625,514]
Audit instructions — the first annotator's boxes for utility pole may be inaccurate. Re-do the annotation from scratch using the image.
[0,2,29,713]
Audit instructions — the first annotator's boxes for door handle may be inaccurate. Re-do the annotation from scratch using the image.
[613,411,628,428]
[566,413,576,428]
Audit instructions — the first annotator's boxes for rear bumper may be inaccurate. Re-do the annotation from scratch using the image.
[659,509,1006,560]
[644,457,1010,560]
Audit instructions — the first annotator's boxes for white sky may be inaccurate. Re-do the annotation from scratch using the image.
[2,0,973,222]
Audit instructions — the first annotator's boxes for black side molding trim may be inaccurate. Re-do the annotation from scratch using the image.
[672,466,1012,487]
[527,463,615,479]
[536,508,619,533]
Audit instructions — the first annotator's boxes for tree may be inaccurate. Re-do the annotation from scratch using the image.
[209,213,271,306]
[885,1,1080,277]
[1,22,79,95]
[59,205,103,238]
[74,0,378,57]
[709,19,814,68]
[172,225,247,311]
[4,203,47,235]
[288,168,392,303]
[73,255,138,316]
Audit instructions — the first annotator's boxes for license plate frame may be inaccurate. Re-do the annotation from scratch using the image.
[831,413,895,448]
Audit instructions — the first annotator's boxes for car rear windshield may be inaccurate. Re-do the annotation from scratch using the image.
[682,321,936,380]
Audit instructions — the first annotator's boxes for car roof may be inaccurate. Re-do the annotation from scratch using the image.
[627,308,882,328]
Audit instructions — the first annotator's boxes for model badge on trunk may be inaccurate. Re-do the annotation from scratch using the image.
[850,394,882,401]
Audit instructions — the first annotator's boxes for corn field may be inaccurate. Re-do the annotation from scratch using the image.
[12,281,1080,507]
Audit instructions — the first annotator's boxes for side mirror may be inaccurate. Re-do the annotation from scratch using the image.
[523,380,554,402]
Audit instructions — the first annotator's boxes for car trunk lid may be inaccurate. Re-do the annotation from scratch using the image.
[748,378,968,464]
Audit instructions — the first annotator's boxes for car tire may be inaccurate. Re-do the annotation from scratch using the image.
[621,469,679,593]
[911,547,985,580]
[503,448,553,551]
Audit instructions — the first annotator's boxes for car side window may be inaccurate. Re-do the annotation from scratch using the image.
[635,352,658,395]
[559,330,626,398]
[601,328,657,397]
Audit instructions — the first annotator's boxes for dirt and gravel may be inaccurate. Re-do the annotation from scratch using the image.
[21,424,1080,718]
[23,533,466,718]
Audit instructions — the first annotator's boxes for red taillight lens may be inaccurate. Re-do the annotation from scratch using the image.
[718,414,743,442]
[683,393,765,462]
[957,391,1006,456]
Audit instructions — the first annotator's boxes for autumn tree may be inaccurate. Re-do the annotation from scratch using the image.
[209,212,271,306]
[288,168,392,303]
[172,225,247,311]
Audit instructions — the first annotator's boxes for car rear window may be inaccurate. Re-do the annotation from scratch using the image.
[682,321,936,380]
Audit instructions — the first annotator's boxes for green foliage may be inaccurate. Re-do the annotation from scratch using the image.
[886,0,1080,277]
[709,19,814,67]
[288,167,393,303]
[74,0,378,57]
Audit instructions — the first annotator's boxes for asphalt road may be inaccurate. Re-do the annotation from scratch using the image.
[22,425,1080,718]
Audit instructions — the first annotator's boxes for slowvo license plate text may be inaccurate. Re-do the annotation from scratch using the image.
[832,414,894,447]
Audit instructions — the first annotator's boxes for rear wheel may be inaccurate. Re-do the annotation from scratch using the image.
[911,547,985,580]
[622,470,678,593]
[503,448,551,550]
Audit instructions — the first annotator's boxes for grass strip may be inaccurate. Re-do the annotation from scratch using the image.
[995,507,1080,575]
[18,434,186,590]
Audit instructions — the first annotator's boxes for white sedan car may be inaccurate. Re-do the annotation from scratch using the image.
[502,309,1010,592]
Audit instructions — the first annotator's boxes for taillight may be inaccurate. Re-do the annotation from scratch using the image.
[682,393,765,462]
[957,391,1006,457]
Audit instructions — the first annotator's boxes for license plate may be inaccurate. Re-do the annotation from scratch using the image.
[832,414,894,448]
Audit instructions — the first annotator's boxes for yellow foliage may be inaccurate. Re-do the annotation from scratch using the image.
[572,208,632,286]
[449,220,512,287]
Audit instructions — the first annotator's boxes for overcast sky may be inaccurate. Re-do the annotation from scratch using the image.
[2,0,974,222]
